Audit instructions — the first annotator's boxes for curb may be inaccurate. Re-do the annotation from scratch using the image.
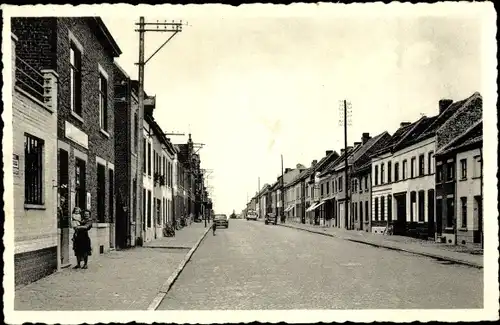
[146,226,211,310]
[278,223,483,269]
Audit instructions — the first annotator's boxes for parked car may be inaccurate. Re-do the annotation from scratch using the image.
[265,213,277,225]
[214,214,229,228]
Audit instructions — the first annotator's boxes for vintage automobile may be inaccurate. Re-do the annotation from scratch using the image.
[214,214,229,228]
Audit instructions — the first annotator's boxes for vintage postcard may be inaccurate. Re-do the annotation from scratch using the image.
[1,2,498,324]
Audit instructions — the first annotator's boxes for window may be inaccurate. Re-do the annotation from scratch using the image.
[364,176,368,190]
[147,142,151,176]
[374,197,379,221]
[394,162,400,181]
[461,197,467,228]
[334,179,337,193]
[446,197,454,228]
[354,202,358,221]
[428,151,434,174]
[419,154,425,176]
[24,134,44,205]
[402,160,407,180]
[473,155,481,178]
[381,163,385,184]
[321,183,324,196]
[418,190,425,222]
[326,182,330,195]
[437,164,444,182]
[446,162,455,181]
[460,159,467,179]
[99,72,108,131]
[359,177,363,192]
[387,195,392,222]
[410,191,416,222]
[387,161,392,183]
[143,139,146,173]
[365,201,369,221]
[380,196,385,221]
[339,176,343,192]
[374,165,379,186]
[411,157,416,178]
[70,43,82,116]
[97,163,106,223]
[109,169,114,223]
[360,202,363,222]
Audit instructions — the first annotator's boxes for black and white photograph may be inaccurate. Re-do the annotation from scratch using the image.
[1,2,498,324]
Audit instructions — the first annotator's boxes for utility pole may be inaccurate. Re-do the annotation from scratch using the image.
[258,177,261,218]
[281,154,285,224]
[339,100,352,230]
[136,17,185,240]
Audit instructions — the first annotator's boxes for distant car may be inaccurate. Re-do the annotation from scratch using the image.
[265,213,277,225]
[246,211,258,221]
[214,214,229,228]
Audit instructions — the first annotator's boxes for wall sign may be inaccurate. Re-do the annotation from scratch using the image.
[86,192,91,210]
[13,154,19,175]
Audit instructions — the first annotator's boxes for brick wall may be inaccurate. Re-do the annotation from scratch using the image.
[15,246,58,287]
[56,18,116,224]
[13,79,58,286]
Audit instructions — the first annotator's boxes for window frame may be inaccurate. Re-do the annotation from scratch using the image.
[24,133,45,206]
[69,40,83,117]
[460,159,467,180]
[98,65,109,133]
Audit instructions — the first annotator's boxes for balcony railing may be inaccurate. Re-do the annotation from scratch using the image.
[15,56,45,103]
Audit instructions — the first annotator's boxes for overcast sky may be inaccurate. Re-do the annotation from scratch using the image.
[98,5,485,214]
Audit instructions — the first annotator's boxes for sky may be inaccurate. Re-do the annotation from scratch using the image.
[100,5,484,215]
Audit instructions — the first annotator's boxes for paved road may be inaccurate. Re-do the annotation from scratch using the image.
[158,219,483,310]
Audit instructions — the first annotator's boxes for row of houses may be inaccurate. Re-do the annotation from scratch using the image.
[10,17,212,287]
[248,92,483,248]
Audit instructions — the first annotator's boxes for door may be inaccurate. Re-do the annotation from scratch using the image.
[394,194,406,235]
[473,196,482,244]
[58,149,70,266]
[427,190,435,239]
[339,202,345,229]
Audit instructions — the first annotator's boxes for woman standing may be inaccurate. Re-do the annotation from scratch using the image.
[73,209,93,269]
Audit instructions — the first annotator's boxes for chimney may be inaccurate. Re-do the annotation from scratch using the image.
[361,132,371,144]
[439,99,453,114]
[340,149,345,155]
[326,150,333,156]
[400,122,411,128]
[285,168,291,173]
[354,141,362,147]
[311,159,318,167]
[347,146,353,152]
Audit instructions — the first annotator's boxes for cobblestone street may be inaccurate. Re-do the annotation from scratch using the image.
[158,219,483,310]
[14,222,208,310]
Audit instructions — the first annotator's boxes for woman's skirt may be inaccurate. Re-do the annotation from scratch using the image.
[74,231,92,257]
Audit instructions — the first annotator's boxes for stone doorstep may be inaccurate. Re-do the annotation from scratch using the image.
[279,223,483,269]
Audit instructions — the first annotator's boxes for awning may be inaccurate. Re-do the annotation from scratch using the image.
[285,205,294,212]
[306,202,320,212]
[315,200,326,210]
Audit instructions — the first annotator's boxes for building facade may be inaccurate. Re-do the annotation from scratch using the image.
[435,92,482,246]
[12,17,122,264]
[12,33,60,286]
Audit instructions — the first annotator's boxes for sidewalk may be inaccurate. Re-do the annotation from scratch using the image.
[14,222,209,310]
[279,222,483,268]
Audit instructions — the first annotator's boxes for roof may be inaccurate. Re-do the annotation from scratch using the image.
[418,96,472,140]
[288,168,310,187]
[144,114,177,156]
[437,120,483,155]
[319,147,357,177]
[371,119,419,157]
[90,17,122,57]
[352,132,392,171]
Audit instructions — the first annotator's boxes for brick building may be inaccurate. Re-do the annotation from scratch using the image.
[113,64,143,248]
[12,17,122,264]
[11,33,59,286]
[435,92,483,246]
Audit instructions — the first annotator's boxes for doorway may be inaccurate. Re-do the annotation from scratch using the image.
[473,196,482,244]
[58,149,70,266]
[427,190,435,239]
[394,193,407,235]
